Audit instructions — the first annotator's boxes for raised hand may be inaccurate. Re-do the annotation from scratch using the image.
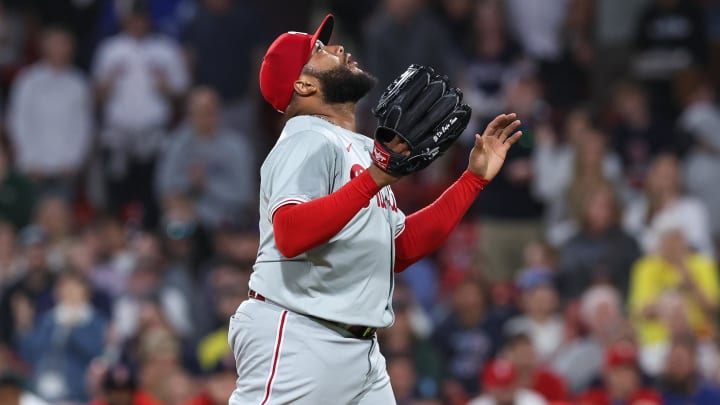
[467,113,523,181]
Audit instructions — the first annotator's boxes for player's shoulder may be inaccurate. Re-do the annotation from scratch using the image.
[277,116,357,148]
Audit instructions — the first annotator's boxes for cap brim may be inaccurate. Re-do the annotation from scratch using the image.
[311,14,334,49]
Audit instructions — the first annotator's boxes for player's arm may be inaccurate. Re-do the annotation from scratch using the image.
[394,114,522,272]
[273,168,397,258]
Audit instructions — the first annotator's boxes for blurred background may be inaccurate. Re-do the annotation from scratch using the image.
[0,0,719,404]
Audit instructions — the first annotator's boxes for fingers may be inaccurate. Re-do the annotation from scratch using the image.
[484,114,510,137]
[498,119,522,143]
[504,131,523,146]
[485,113,518,138]
[474,133,484,148]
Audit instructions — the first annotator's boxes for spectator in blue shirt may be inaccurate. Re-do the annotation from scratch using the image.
[659,335,720,405]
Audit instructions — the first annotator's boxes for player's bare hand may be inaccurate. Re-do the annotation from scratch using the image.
[467,113,522,181]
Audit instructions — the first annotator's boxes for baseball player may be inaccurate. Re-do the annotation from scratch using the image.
[228,14,523,405]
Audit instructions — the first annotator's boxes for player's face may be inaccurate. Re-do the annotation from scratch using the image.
[307,40,361,74]
[303,40,377,105]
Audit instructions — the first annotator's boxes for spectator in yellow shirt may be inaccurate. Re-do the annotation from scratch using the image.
[628,228,719,376]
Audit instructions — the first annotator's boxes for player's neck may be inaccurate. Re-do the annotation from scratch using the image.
[309,103,357,132]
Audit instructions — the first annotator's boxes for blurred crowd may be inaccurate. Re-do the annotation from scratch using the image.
[0,0,720,404]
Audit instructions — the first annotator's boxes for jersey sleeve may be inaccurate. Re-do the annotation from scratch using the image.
[264,130,340,220]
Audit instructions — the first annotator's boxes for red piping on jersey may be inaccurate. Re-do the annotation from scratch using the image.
[272,169,381,258]
[261,310,288,405]
[394,170,489,273]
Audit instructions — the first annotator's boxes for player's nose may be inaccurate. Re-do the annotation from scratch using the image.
[325,45,344,55]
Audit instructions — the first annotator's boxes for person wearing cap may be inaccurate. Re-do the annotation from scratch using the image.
[576,342,661,405]
[468,358,547,405]
[231,12,522,405]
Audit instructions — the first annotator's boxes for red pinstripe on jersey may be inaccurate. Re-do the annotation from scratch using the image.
[260,310,289,405]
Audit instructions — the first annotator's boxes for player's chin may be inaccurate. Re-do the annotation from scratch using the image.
[348,61,362,73]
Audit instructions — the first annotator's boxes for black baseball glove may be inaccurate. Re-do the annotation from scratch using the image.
[370,64,471,176]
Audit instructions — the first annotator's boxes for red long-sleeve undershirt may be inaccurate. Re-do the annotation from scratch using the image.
[272,169,488,271]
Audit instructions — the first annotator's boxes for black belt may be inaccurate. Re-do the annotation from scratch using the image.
[249,290,377,339]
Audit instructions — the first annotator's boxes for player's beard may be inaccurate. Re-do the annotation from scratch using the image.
[314,65,377,104]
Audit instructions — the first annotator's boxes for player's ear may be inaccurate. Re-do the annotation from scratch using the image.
[293,74,318,97]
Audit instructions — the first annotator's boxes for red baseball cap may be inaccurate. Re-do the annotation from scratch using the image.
[482,359,517,388]
[605,342,638,368]
[259,14,334,113]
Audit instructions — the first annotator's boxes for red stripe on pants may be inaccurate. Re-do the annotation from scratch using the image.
[260,310,288,405]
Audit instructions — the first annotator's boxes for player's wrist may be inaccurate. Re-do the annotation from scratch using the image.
[368,164,401,187]
[461,169,490,189]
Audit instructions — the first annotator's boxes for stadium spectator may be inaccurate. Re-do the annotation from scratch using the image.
[468,358,548,405]
[504,269,564,363]
[0,143,34,230]
[380,282,441,400]
[34,196,74,271]
[576,342,662,405]
[182,0,265,105]
[504,0,568,63]
[0,1,719,402]
[589,0,650,109]
[501,332,568,402]
[659,335,720,405]
[156,87,256,230]
[461,0,525,123]
[16,271,107,403]
[623,153,715,258]
[676,69,720,247]
[84,216,137,300]
[0,225,55,348]
[535,123,623,245]
[433,280,504,398]
[362,0,457,131]
[629,228,719,376]
[25,0,103,70]
[473,72,545,281]
[633,0,708,116]
[135,327,186,404]
[608,81,673,188]
[112,261,192,342]
[558,183,640,299]
[195,261,248,372]
[504,0,583,108]
[551,285,631,394]
[93,0,188,228]
[387,354,424,405]
[6,27,92,202]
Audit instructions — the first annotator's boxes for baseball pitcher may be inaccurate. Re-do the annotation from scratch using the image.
[228,14,523,405]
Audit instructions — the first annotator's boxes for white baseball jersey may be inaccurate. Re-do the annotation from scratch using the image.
[248,115,406,328]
